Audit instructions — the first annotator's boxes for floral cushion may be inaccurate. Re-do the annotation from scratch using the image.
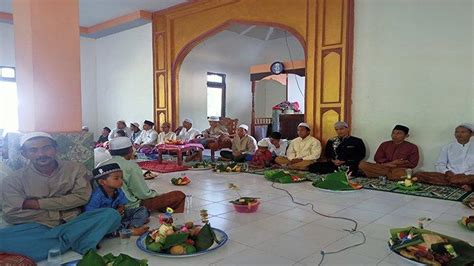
[3,132,94,171]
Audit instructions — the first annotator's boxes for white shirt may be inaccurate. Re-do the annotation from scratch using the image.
[177,127,200,141]
[263,138,288,157]
[286,136,321,161]
[109,127,132,139]
[134,129,158,146]
[435,140,474,175]
[157,131,177,145]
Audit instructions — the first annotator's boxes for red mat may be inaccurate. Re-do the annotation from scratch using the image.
[137,160,189,173]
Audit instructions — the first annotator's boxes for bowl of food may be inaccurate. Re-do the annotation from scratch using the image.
[229,197,260,213]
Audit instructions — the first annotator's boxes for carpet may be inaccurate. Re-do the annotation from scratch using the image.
[137,161,189,173]
[246,168,471,202]
[350,177,472,202]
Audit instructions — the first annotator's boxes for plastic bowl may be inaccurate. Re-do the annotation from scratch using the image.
[232,200,260,213]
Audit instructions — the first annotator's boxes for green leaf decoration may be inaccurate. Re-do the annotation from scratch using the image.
[109,254,148,266]
[77,250,147,266]
[195,223,215,251]
[162,232,189,250]
[77,250,106,266]
[312,171,354,190]
[146,242,163,253]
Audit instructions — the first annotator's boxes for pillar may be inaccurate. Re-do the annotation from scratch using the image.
[13,0,82,132]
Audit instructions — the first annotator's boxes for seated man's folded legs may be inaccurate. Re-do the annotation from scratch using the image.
[141,191,186,213]
[358,161,390,178]
[414,172,450,185]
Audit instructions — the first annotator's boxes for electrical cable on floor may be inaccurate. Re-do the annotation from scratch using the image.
[270,182,367,265]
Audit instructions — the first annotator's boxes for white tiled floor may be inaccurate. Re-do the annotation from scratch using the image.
[3,169,472,265]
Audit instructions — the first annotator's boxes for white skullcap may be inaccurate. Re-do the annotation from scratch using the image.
[257,139,269,147]
[298,122,311,130]
[82,126,89,131]
[183,118,193,124]
[94,147,112,167]
[20,132,54,147]
[117,120,126,124]
[458,123,474,132]
[131,122,139,128]
[238,124,249,131]
[334,121,349,128]
[208,116,220,122]
[109,137,132,150]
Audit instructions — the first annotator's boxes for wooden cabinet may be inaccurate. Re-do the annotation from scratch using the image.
[279,114,304,140]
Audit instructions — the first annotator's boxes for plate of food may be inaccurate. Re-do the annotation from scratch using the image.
[137,209,228,257]
[396,179,421,191]
[171,176,191,186]
[190,161,213,171]
[388,227,474,265]
[213,163,243,174]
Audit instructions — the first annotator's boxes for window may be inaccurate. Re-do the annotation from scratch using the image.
[207,72,226,117]
[0,66,19,133]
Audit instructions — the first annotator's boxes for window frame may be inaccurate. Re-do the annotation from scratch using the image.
[206,72,226,117]
[0,66,16,82]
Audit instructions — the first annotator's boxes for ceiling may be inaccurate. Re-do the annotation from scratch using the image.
[0,0,187,27]
[0,1,290,41]
[226,24,289,41]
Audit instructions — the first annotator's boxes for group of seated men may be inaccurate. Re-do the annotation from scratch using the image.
[0,133,186,261]
[216,120,473,191]
[96,117,473,191]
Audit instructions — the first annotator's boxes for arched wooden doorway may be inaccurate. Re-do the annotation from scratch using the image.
[152,0,354,145]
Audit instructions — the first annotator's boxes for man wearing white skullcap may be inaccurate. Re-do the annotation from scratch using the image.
[109,120,132,140]
[177,118,200,142]
[415,123,474,191]
[129,122,142,143]
[103,137,186,212]
[275,122,322,170]
[220,124,257,162]
[0,132,120,261]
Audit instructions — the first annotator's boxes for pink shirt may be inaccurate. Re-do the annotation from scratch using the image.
[374,141,419,168]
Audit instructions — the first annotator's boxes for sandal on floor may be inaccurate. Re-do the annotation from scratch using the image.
[143,170,158,180]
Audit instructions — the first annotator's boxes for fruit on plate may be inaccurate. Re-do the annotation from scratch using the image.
[213,163,241,173]
[192,161,212,168]
[389,227,474,266]
[171,176,190,185]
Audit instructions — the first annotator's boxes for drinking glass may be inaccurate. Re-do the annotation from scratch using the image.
[47,248,61,266]
[119,229,132,245]
[406,169,413,179]
[185,194,193,213]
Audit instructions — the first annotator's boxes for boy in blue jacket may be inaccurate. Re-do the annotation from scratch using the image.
[85,163,149,236]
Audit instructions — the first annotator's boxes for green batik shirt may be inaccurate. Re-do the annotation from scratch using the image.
[102,156,158,208]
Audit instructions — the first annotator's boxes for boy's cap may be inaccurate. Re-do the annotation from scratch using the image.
[109,137,132,150]
[257,139,269,147]
[93,163,122,179]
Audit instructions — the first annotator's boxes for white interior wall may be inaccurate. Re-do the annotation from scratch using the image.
[352,0,474,170]
[288,74,305,113]
[2,0,472,171]
[179,30,305,131]
[0,24,15,67]
[179,31,265,131]
[95,23,153,135]
[80,37,97,136]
